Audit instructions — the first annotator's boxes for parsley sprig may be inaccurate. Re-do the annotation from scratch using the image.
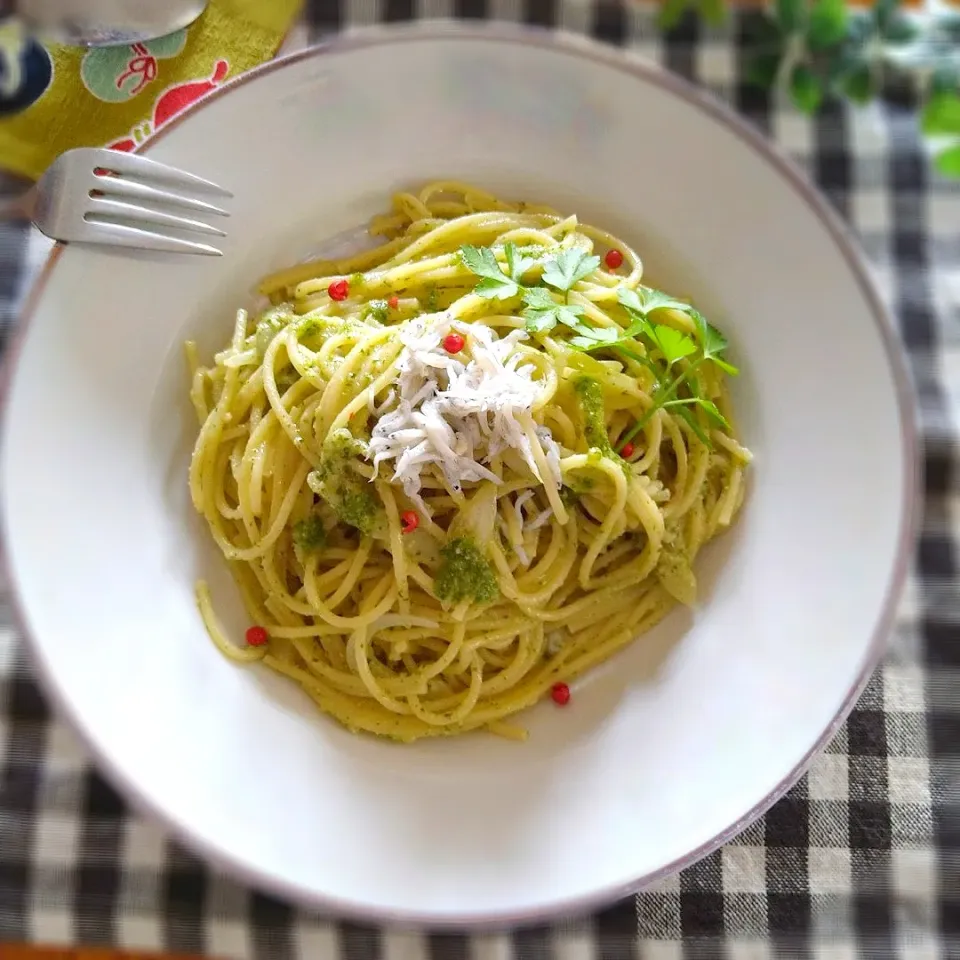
[460,243,601,334]
[459,242,739,447]
[612,287,737,447]
[460,244,532,300]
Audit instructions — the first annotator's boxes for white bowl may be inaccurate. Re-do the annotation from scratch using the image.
[0,24,918,926]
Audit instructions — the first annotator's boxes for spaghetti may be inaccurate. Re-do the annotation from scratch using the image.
[187,181,751,742]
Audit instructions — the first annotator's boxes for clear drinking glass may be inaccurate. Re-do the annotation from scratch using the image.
[2,0,208,46]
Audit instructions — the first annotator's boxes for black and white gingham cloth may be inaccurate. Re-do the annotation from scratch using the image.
[1,1,958,957]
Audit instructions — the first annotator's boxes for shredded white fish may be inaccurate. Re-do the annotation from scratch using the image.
[368,315,562,514]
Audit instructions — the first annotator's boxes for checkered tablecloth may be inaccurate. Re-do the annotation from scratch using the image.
[1,1,958,957]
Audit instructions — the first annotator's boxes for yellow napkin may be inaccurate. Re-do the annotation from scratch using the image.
[0,0,302,180]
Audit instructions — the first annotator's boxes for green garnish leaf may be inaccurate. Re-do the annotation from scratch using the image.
[434,538,499,605]
[292,514,327,552]
[691,309,740,375]
[569,328,621,350]
[504,243,537,282]
[617,285,690,321]
[460,245,520,300]
[649,325,698,366]
[541,248,601,293]
[665,396,731,430]
[521,287,586,334]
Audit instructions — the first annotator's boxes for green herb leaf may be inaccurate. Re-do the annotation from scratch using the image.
[617,285,691,322]
[790,63,823,114]
[521,287,587,334]
[504,243,537,282]
[691,309,740,375]
[776,0,805,33]
[934,142,960,178]
[460,245,520,300]
[650,325,697,366]
[460,245,502,280]
[569,328,621,350]
[807,0,848,50]
[541,248,602,293]
[666,396,731,430]
[922,91,960,137]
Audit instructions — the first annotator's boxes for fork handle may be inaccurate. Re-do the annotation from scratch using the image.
[0,187,37,222]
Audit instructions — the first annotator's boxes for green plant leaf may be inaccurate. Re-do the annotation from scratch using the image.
[934,142,960,178]
[746,51,783,90]
[541,249,601,293]
[842,61,876,104]
[650,325,697,366]
[776,0,805,34]
[807,0,848,51]
[691,309,739,375]
[504,243,537,282]
[460,245,501,281]
[570,329,621,350]
[460,245,520,300]
[922,91,960,136]
[521,287,588,334]
[790,63,823,114]
[617,286,691,319]
[657,0,691,30]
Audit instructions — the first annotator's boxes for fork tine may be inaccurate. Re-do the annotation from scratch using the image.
[78,219,223,256]
[86,197,226,237]
[81,148,233,198]
[92,175,230,217]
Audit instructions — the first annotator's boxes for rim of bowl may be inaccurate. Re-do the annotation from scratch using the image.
[0,21,922,929]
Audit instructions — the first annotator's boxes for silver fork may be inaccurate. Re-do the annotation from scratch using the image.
[0,148,231,256]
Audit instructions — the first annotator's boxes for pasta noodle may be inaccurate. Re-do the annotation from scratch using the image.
[187,181,751,742]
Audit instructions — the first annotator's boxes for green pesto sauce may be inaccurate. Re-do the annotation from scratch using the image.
[434,537,499,605]
[314,430,381,535]
[292,513,327,552]
[255,305,294,358]
[363,299,389,324]
[574,376,615,456]
[297,313,377,343]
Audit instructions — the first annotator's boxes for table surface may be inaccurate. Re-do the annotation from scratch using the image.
[1,2,958,958]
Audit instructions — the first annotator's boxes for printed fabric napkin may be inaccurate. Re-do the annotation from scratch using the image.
[0,0,303,181]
